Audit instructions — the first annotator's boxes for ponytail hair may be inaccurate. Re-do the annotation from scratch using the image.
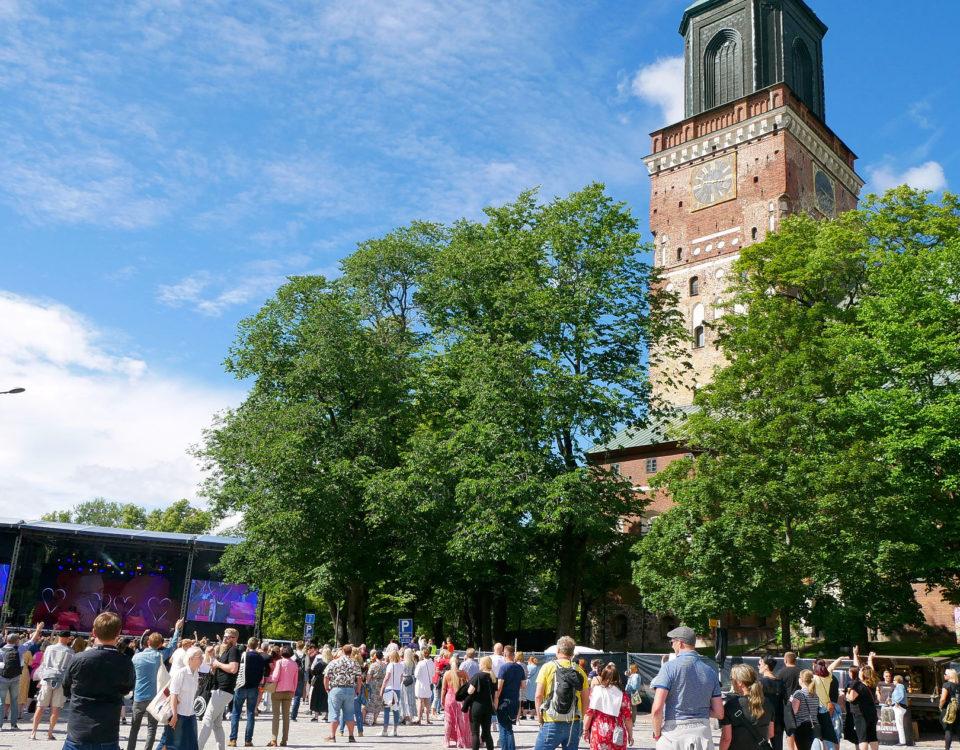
[730,664,765,720]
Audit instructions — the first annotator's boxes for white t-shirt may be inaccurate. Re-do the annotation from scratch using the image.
[414,659,435,699]
[169,665,199,717]
[383,661,404,692]
[40,643,74,681]
[490,654,505,677]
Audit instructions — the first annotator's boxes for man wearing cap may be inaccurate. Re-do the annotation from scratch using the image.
[651,626,722,750]
[30,630,75,740]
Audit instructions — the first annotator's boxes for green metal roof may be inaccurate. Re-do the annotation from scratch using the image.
[680,0,826,36]
[587,404,699,455]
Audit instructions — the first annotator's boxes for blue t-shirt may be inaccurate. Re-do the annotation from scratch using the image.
[651,651,720,721]
[498,661,526,705]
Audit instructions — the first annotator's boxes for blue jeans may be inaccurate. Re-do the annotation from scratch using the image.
[533,720,582,750]
[230,687,258,743]
[383,689,401,727]
[64,742,122,750]
[0,676,18,727]
[498,699,518,750]
[328,686,355,727]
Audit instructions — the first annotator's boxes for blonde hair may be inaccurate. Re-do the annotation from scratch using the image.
[388,650,401,663]
[403,648,416,669]
[893,675,904,684]
[861,667,878,689]
[447,655,462,691]
[799,669,815,692]
[479,656,493,672]
[946,669,958,683]
[731,664,766,720]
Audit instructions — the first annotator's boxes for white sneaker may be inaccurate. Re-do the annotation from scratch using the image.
[392,727,398,737]
[380,726,388,737]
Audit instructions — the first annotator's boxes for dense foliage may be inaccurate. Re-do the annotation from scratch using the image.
[634,188,960,647]
[200,184,684,644]
[42,498,213,534]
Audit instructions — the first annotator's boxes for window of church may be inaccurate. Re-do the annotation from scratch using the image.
[676,248,683,261]
[689,276,700,296]
[645,458,658,474]
[693,325,706,349]
[704,29,744,109]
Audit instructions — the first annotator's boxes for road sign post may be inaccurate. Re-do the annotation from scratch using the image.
[398,617,414,645]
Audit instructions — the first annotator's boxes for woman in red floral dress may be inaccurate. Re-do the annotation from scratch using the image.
[584,663,634,750]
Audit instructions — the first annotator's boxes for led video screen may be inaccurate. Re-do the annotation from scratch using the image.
[186,579,258,626]
[31,557,180,635]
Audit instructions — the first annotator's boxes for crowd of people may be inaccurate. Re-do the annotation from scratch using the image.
[3,613,957,750]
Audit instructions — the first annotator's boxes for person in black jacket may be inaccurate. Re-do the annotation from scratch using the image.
[62,611,136,750]
[758,656,785,750]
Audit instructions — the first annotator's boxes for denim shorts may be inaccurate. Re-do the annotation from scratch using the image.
[328,686,356,724]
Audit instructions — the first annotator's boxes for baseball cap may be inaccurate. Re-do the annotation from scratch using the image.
[666,626,696,646]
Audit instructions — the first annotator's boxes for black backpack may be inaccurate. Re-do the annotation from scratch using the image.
[544,663,582,721]
[2,645,21,679]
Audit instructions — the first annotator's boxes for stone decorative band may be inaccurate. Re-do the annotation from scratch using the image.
[644,107,864,198]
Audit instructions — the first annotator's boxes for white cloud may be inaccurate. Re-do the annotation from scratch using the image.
[157,256,336,317]
[0,292,242,517]
[626,56,685,126]
[868,161,948,193]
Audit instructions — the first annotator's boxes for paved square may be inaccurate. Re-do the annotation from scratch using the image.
[4,707,944,750]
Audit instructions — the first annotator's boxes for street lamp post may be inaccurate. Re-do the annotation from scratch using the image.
[0,388,25,395]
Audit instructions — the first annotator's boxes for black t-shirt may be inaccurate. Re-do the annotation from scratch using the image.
[760,675,785,726]
[720,695,774,750]
[469,673,496,711]
[64,646,136,744]
[847,680,877,720]
[238,649,267,690]
[777,666,801,695]
[215,645,241,693]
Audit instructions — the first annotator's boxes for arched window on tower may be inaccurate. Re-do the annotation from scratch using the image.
[704,29,743,110]
[792,38,815,111]
[692,303,705,348]
[689,276,700,296]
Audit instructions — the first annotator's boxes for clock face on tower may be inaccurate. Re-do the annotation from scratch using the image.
[815,168,835,215]
[691,153,737,210]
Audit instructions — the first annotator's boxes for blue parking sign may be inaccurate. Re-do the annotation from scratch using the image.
[305,613,316,625]
[398,618,413,642]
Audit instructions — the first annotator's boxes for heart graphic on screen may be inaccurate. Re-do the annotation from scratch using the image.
[113,596,135,617]
[146,597,172,623]
[85,593,108,615]
[41,588,67,613]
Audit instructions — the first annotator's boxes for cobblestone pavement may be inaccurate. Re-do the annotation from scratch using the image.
[0,707,945,750]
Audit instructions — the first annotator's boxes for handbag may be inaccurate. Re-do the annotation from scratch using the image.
[147,685,173,725]
[402,673,415,687]
[730,698,774,750]
[263,681,277,694]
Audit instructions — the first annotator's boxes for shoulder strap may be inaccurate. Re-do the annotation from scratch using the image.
[731,700,767,747]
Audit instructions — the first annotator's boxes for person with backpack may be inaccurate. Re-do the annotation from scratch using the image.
[941,669,960,750]
[0,632,25,730]
[650,626,723,750]
[533,636,589,750]
[30,630,75,741]
[719,664,773,750]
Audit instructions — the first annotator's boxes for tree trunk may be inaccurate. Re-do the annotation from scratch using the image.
[345,580,367,645]
[779,607,792,652]
[493,590,508,643]
[432,617,445,645]
[481,590,493,649]
[556,532,586,638]
[464,600,477,647]
[328,598,348,645]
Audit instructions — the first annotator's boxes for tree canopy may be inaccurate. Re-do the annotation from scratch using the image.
[200,184,684,644]
[42,498,213,535]
[634,188,960,646]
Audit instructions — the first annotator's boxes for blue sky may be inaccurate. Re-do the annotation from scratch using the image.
[1,0,957,515]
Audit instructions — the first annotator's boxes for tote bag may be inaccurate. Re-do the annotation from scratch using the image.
[147,685,173,725]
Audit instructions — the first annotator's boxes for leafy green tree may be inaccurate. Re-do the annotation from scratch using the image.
[634,188,960,646]
[199,276,416,644]
[144,499,213,534]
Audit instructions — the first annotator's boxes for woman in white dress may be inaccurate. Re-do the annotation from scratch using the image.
[413,648,435,725]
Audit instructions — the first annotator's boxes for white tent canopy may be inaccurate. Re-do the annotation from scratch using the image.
[543,644,604,655]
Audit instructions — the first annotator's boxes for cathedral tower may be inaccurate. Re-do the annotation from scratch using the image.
[647,0,863,405]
